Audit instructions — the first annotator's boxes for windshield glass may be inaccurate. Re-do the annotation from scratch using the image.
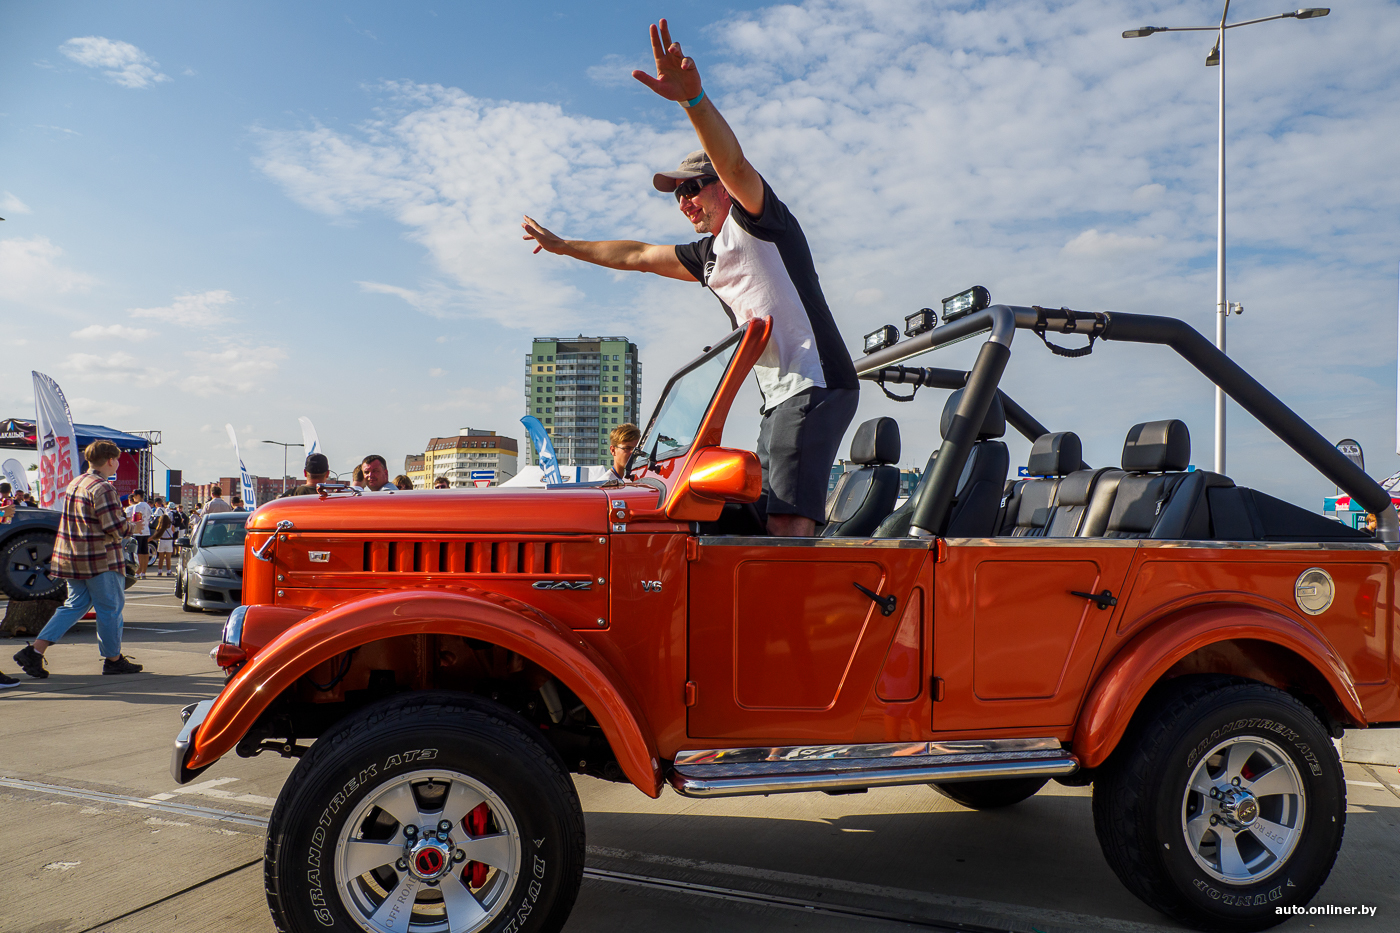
[199,520,248,548]
[637,330,744,464]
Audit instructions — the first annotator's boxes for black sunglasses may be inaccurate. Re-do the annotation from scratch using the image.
[674,176,718,201]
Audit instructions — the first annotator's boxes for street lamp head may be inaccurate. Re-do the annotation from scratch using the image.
[1292,8,1330,19]
[1205,44,1220,66]
[1122,26,1162,38]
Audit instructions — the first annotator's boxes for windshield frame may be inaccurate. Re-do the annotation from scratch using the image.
[632,324,750,472]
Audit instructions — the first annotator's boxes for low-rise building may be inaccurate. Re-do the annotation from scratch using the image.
[409,429,518,488]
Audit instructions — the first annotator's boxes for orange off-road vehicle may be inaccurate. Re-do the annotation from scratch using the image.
[173,303,1400,933]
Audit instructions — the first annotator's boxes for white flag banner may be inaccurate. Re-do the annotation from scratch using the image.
[225,423,257,509]
[2,458,30,495]
[298,416,321,459]
[33,371,81,511]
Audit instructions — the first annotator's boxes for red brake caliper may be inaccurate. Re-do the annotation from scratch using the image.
[465,802,490,887]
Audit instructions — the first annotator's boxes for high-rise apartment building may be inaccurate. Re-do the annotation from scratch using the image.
[525,336,641,466]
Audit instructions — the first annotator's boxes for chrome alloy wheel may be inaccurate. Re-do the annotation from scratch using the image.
[1181,735,1305,884]
[334,769,522,933]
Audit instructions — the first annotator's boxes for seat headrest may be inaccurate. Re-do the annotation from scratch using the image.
[1026,432,1081,477]
[1121,420,1190,473]
[850,417,900,465]
[940,389,1006,441]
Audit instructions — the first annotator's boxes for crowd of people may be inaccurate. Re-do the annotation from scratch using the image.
[0,482,42,520]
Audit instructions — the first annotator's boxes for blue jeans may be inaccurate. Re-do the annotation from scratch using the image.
[38,571,126,659]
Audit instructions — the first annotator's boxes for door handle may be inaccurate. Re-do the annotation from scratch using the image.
[853,582,898,616]
[1071,588,1118,611]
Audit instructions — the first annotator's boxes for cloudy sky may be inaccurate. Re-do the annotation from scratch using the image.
[3,0,1398,507]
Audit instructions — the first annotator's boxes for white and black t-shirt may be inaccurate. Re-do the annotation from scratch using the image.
[675,177,857,411]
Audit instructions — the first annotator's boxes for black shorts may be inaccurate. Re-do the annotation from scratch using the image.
[133,535,150,555]
[756,386,860,524]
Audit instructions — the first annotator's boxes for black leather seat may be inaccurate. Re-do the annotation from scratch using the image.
[823,418,901,537]
[998,432,1081,536]
[1098,420,1233,539]
[874,390,1009,538]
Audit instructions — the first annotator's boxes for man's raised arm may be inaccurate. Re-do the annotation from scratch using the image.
[521,215,693,281]
[631,19,765,218]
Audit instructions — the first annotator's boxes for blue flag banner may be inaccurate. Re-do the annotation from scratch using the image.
[520,416,562,486]
[225,423,257,509]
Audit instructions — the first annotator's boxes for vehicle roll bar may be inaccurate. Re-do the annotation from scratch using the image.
[852,304,1399,544]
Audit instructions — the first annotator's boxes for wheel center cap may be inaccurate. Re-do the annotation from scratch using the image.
[407,838,453,880]
[1218,787,1259,828]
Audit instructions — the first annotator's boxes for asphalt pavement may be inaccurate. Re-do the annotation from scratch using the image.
[3,580,1398,933]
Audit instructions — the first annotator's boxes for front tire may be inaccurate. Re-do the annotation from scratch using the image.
[1093,679,1345,932]
[181,576,199,612]
[265,692,585,933]
[931,776,1048,809]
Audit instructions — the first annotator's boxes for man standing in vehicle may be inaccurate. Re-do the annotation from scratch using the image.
[522,19,858,536]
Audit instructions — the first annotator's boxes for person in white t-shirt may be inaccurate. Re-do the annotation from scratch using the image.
[522,20,858,536]
[150,496,176,576]
[125,489,153,580]
[354,455,397,493]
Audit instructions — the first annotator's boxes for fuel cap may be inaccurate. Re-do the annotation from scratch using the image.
[1295,568,1334,616]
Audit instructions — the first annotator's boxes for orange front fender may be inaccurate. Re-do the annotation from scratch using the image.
[184,590,664,796]
[1073,605,1364,769]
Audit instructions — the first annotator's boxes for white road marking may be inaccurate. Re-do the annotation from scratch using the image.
[1347,780,1384,788]
[123,626,197,634]
[43,861,81,871]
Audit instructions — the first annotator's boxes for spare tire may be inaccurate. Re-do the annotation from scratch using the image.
[0,529,67,601]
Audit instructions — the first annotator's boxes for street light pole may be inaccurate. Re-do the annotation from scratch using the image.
[1215,2,1228,475]
[260,440,304,495]
[1123,6,1329,475]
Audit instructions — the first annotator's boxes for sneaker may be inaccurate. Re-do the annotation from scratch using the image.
[0,671,19,689]
[103,655,144,675]
[13,644,48,679]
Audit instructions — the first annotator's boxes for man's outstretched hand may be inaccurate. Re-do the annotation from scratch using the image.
[522,215,566,256]
[632,19,702,102]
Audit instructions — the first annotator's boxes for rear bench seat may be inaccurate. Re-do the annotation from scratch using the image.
[998,432,1081,536]
[1085,419,1233,539]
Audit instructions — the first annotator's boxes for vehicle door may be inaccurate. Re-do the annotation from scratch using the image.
[930,539,1138,732]
[687,537,933,743]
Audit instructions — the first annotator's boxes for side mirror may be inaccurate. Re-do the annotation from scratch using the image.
[177,536,191,548]
[665,447,763,520]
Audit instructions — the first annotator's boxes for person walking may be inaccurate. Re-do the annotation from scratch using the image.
[150,497,175,576]
[522,19,859,536]
[12,440,143,678]
[125,488,152,579]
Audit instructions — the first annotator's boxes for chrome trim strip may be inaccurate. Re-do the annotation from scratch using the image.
[670,756,1078,798]
[944,537,1391,551]
[695,537,934,549]
[170,698,216,784]
[674,737,1061,766]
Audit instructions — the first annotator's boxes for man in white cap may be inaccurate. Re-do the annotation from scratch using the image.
[522,19,858,537]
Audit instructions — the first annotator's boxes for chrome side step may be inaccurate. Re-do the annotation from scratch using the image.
[669,738,1078,798]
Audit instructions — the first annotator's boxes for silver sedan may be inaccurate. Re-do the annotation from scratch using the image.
[174,513,246,612]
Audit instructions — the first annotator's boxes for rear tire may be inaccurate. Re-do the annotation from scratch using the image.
[265,692,585,933]
[1092,679,1344,932]
[0,530,66,601]
[931,776,1048,810]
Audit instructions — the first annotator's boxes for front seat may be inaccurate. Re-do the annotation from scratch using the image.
[823,417,901,537]
[874,389,1009,538]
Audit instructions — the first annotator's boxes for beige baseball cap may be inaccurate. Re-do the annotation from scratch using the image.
[652,150,716,192]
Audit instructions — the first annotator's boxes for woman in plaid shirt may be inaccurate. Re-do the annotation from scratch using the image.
[12,440,143,678]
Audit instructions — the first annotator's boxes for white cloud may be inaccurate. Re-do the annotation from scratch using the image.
[179,346,287,396]
[2,192,32,215]
[71,323,156,341]
[428,368,444,377]
[130,290,236,327]
[0,236,94,306]
[356,281,465,319]
[1062,229,1163,257]
[67,396,137,420]
[587,54,652,88]
[63,351,168,386]
[60,37,170,89]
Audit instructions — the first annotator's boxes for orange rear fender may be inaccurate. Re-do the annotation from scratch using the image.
[1073,604,1364,769]
[187,590,663,796]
